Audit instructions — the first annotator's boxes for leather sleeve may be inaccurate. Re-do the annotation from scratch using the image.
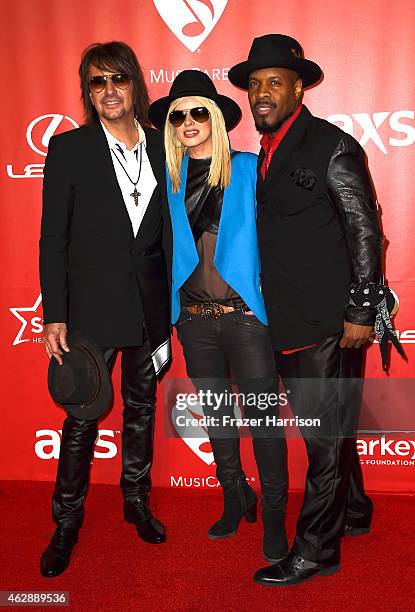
[39,135,74,324]
[327,133,383,325]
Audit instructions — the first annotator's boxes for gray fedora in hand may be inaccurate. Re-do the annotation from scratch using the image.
[48,330,113,420]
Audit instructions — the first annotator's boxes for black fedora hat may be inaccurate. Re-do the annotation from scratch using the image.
[228,34,322,90]
[149,69,241,131]
[48,331,113,420]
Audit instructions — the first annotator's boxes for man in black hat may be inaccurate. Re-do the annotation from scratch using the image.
[39,41,172,577]
[229,34,401,586]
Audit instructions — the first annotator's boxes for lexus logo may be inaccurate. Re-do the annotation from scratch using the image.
[153,0,228,53]
[26,114,79,156]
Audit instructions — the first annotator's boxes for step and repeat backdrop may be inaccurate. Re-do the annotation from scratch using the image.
[1,0,414,492]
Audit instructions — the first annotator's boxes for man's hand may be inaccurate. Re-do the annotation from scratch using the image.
[43,322,69,365]
[339,320,373,349]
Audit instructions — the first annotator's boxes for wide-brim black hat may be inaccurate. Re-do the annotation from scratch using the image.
[228,34,322,90]
[48,331,113,420]
[149,69,241,131]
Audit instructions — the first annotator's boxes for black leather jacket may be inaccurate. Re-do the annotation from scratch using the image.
[327,133,383,325]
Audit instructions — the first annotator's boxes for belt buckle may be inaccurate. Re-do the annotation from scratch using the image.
[197,302,224,320]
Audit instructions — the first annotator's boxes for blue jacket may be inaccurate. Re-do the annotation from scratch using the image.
[167,151,267,325]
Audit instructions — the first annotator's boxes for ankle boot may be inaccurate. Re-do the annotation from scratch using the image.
[40,525,78,578]
[124,494,166,544]
[262,495,288,563]
[208,476,257,539]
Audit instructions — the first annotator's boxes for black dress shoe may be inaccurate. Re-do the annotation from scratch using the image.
[124,495,166,544]
[344,524,370,537]
[40,526,78,578]
[253,551,340,586]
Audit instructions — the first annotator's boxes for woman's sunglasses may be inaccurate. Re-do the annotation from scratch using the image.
[89,73,131,93]
[168,106,210,127]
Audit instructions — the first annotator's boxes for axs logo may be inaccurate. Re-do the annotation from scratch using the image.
[328,111,415,154]
[35,429,119,460]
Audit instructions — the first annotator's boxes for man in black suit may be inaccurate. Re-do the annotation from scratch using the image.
[39,42,172,577]
[229,35,400,586]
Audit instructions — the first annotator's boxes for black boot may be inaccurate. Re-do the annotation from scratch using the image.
[344,445,373,537]
[119,342,162,542]
[262,495,288,563]
[40,525,78,578]
[124,495,166,544]
[208,476,257,539]
[251,437,288,562]
[52,415,98,526]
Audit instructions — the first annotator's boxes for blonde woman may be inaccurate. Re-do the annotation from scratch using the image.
[149,71,287,562]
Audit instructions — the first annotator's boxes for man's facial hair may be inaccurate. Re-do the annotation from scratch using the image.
[254,109,295,134]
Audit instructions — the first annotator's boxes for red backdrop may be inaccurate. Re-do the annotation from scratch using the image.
[1,0,414,493]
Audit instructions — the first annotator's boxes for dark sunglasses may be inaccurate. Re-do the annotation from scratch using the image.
[89,73,131,93]
[168,106,210,127]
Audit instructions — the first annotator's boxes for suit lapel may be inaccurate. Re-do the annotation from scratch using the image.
[87,123,134,238]
[167,155,199,318]
[261,105,314,187]
[89,124,167,242]
[133,127,166,242]
[143,127,164,185]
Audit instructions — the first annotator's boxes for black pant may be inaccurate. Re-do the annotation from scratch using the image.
[178,310,287,500]
[52,330,157,528]
[277,334,373,564]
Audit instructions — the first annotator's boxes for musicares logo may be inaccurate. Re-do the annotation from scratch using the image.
[153,0,228,52]
[171,398,214,465]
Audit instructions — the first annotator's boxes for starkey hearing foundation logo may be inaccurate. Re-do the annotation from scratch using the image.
[10,294,43,346]
[6,113,79,179]
[153,0,228,52]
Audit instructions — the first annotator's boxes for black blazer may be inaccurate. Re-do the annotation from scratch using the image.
[256,105,382,350]
[40,122,172,361]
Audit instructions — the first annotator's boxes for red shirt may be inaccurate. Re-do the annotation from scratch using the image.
[259,103,317,355]
[260,103,302,179]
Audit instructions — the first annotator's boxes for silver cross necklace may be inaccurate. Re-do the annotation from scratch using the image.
[111,142,143,206]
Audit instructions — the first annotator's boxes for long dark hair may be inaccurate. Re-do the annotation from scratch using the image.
[79,41,149,125]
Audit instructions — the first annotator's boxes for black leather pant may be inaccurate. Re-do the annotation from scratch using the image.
[277,334,373,564]
[52,330,157,528]
[178,310,287,502]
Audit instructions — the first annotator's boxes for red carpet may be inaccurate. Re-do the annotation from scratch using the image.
[0,482,414,611]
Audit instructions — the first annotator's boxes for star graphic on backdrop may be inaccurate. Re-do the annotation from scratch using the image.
[10,294,42,346]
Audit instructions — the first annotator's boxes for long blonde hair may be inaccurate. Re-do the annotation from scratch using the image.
[164,95,231,193]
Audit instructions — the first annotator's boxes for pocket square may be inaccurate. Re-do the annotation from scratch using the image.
[291,167,316,191]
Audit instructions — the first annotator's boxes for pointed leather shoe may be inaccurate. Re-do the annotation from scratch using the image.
[344,524,370,537]
[40,525,78,578]
[124,495,166,544]
[254,551,340,586]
